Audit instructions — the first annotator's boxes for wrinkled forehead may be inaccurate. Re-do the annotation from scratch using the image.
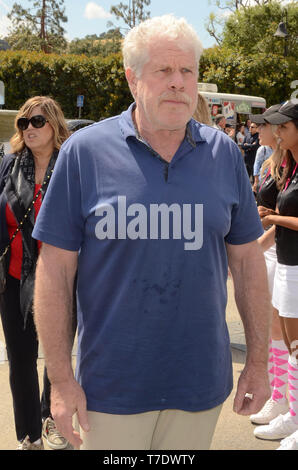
[147,37,198,63]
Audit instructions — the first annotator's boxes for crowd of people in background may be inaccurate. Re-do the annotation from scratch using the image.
[0,14,297,452]
[251,101,298,450]
[194,97,298,450]
[211,100,298,450]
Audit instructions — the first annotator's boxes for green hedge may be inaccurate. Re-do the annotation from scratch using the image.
[0,50,132,120]
[199,47,298,107]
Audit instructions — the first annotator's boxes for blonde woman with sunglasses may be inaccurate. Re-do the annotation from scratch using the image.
[0,96,70,450]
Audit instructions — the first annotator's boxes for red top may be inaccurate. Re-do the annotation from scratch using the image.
[5,184,42,280]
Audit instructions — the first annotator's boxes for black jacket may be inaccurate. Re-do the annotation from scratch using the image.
[242,132,260,162]
[0,154,15,256]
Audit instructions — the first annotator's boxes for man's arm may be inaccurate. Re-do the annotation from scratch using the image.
[252,147,265,191]
[34,243,89,449]
[227,240,272,415]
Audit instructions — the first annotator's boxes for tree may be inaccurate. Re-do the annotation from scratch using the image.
[68,29,122,57]
[221,1,298,57]
[109,0,151,30]
[199,45,297,106]
[206,0,294,46]
[210,0,272,12]
[7,0,67,53]
[200,1,298,107]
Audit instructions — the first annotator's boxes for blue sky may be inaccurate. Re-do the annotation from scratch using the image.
[0,0,222,49]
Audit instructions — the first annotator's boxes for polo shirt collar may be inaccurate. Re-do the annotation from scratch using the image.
[119,103,207,147]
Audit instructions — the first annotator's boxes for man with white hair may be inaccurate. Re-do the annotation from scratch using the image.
[33,15,271,450]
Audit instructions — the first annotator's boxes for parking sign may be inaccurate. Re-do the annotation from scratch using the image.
[77,95,84,108]
[0,81,4,105]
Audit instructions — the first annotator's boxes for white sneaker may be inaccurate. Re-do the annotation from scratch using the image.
[250,398,289,424]
[17,436,44,450]
[277,430,298,450]
[254,412,298,440]
[42,417,68,450]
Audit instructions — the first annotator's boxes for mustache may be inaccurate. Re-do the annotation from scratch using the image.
[159,92,193,106]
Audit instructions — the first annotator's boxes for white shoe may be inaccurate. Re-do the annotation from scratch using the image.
[277,430,298,450]
[17,436,44,450]
[250,398,289,425]
[254,412,298,440]
[42,417,68,450]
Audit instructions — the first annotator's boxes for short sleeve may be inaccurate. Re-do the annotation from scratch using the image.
[32,143,84,251]
[225,152,263,245]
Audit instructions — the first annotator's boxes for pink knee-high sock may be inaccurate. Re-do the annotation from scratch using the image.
[268,339,274,392]
[271,340,289,404]
[288,355,298,424]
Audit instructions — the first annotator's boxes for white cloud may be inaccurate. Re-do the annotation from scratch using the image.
[0,15,12,38]
[0,0,11,38]
[84,2,112,20]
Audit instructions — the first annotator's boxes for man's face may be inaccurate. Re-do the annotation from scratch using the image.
[126,39,198,133]
[219,117,226,129]
[249,123,258,135]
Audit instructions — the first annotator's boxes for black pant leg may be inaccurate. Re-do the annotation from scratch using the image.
[41,367,51,420]
[0,275,42,443]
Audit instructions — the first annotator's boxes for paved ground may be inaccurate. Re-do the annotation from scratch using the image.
[0,278,279,451]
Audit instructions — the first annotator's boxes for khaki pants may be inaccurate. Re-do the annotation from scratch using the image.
[77,405,222,450]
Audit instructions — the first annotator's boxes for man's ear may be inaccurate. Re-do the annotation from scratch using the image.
[125,68,138,98]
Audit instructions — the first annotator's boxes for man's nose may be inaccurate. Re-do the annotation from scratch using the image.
[168,71,185,90]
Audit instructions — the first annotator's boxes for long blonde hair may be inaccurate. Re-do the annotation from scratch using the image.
[10,96,70,153]
[193,93,212,126]
[260,124,284,184]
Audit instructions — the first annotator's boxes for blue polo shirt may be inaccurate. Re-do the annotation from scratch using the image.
[33,104,263,414]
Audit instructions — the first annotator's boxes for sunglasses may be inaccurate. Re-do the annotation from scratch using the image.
[17,115,48,131]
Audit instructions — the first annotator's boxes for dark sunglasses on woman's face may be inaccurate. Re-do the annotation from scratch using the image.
[17,115,48,131]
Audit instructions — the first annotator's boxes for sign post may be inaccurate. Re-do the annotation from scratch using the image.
[0,81,5,109]
[77,95,84,118]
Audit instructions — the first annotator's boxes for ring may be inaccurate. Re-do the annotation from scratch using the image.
[245,393,254,400]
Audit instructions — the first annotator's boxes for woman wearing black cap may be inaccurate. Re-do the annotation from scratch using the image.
[249,105,289,427]
[254,100,298,450]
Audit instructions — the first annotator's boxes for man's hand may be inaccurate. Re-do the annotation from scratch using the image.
[233,363,271,415]
[227,241,272,416]
[51,377,90,449]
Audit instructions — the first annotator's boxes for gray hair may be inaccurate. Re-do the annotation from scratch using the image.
[122,14,203,78]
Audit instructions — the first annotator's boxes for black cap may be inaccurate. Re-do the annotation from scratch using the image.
[249,104,281,124]
[265,100,298,125]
